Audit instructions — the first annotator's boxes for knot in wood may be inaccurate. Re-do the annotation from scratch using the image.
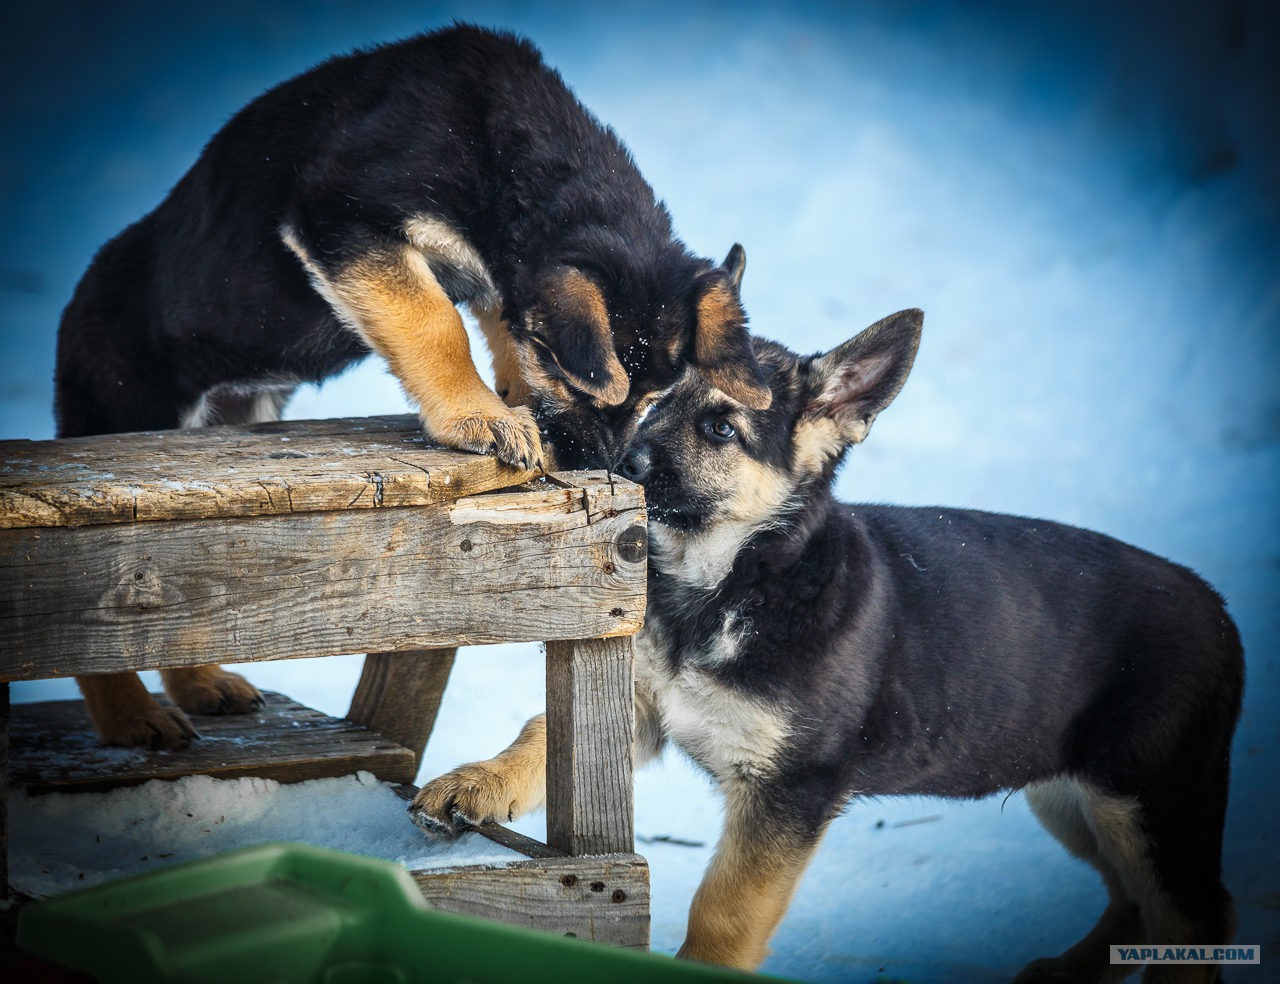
[615,524,646,564]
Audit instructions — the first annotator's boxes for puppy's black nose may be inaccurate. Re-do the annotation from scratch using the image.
[616,444,652,483]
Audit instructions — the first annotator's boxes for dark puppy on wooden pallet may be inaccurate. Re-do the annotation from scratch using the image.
[414,310,1244,982]
[55,24,769,749]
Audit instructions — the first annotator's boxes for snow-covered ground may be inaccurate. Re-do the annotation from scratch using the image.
[3,3,1278,982]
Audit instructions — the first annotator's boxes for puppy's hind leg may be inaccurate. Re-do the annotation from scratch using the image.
[1098,772,1236,984]
[1016,778,1143,984]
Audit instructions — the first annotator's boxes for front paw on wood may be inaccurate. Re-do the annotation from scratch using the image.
[409,763,519,837]
[429,405,545,471]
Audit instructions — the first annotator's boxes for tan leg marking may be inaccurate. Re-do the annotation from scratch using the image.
[160,664,263,716]
[410,713,548,836]
[333,248,544,469]
[678,791,823,970]
[77,672,197,750]
[470,302,532,407]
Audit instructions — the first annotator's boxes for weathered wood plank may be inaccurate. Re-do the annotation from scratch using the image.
[546,637,636,857]
[0,476,645,682]
[346,649,456,771]
[0,414,537,530]
[410,854,649,948]
[9,692,417,793]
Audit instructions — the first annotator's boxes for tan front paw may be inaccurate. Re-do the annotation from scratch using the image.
[162,666,264,716]
[409,762,526,837]
[427,405,545,471]
[97,703,198,750]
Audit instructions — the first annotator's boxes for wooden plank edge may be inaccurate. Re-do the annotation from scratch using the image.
[408,853,650,949]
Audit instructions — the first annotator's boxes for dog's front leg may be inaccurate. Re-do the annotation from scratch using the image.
[412,684,666,836]
[678,785,826,971]
[284,231,545,470]
[410,713,548,836]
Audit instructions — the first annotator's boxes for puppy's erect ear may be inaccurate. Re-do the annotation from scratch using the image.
[531,267,630,406]
[798,309,923,462]
[721,243,746,291]
[691,269,771,410]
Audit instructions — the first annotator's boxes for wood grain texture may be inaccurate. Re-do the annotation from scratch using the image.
[411,854,650,948]
[0,414,538,530]
[546,637,636,857]
[9,692,417,793]
[346,649,456,771]
[0,476,645,682]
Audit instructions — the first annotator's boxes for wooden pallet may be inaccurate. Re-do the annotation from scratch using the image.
[9,691,416,794]
[7,690,651,947]
[0,414,649,948]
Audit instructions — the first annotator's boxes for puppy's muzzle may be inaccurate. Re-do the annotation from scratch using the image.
[616,443,652,484]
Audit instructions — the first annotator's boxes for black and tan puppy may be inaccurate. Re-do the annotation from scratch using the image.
[55,24,769,749]
[413,309,1243,982]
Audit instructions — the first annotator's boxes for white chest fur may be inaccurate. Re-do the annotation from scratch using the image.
[635,622,790,785]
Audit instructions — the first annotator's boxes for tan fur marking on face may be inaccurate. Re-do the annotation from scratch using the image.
[411,713,548,827]
[724,456,794,525]
[792,417,847,476]
[679,799,824,970]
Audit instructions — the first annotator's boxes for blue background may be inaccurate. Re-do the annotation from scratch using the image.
[3,2,1277,979]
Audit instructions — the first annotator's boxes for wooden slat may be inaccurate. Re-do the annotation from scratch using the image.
[8,692,417,793]
[410,854,650,948]
[0,414,537,530]
[546,637,636,857]
[0,475,646,682]
[346,649,457,772]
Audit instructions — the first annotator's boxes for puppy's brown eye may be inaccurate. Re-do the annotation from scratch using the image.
[701,418,737,443]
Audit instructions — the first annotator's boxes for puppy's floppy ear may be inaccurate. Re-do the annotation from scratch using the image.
[802,308,922,449]
[532,266,630,406]
[691,265,771,410]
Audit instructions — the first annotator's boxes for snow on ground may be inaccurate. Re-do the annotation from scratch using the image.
[9,770,521,899]
[2,3,1278,982]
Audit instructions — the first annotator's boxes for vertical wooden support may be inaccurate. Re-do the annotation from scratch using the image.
[346,649,456,773]
[545,637,635,857]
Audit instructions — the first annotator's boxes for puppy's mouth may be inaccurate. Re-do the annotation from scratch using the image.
[646,502,703,531]
[534,404,616,471]
[640,483,712,532]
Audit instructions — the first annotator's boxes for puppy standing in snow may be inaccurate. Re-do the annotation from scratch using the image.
[413,309,1243,982]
